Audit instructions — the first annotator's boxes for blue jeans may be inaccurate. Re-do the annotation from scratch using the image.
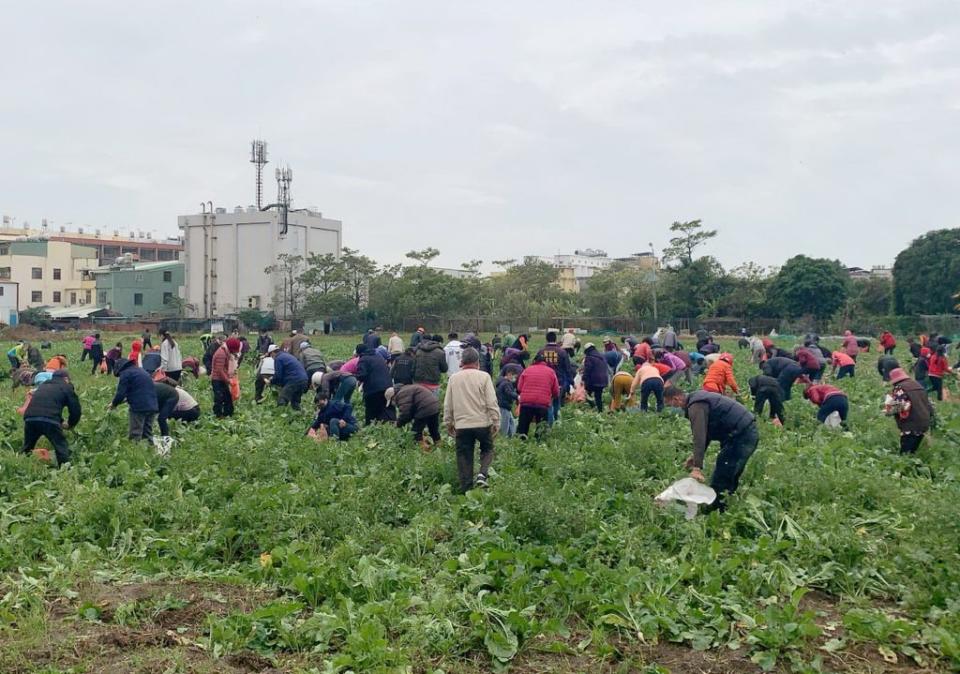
[499,408,516,437]
[327,418,358,441]
[335,375,357,405]
[547,396,561,425]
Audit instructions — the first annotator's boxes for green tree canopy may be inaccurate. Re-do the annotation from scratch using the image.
[767,255,849,319]
[661,219,717,267]
[893,228,960,314]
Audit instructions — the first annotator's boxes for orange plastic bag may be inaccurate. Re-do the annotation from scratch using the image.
[152,369,167,382]
[229,376,241,402]
[99,360,108,374]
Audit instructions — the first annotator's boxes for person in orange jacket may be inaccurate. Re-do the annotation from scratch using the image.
[44,354,68,371]
[702,353,739,396]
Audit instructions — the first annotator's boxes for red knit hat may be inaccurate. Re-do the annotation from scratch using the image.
[225,337,242,353]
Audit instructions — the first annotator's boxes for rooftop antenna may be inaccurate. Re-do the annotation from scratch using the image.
[276,164,292,236]
[250,139,269,210]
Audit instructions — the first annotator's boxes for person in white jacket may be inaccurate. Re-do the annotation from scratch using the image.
[443,348,499,492]
[388,332,404,355]
[444,332,464,376]
[159,332,183,382]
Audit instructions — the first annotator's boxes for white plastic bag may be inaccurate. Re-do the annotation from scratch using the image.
[824,411,842,428]
[152,435,174,458]
[655,478,718,520]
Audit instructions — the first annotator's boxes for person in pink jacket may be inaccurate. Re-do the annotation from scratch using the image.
[516,355,560,439]
[842,330,860,359]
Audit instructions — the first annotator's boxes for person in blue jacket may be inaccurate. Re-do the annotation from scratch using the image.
[356,343,393,424]
[309,391,359,441]
[273,349,309,410]
[109,359,159,440]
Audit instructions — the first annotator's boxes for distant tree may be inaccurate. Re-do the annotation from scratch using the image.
[767,255,849,319]
[892,228,960,314]
[718,263,776,318]
[660,256,729,319]
[846,276,893,317]
[18,307,52,329]
[405,248,441,266]
[264,253,306,319]
[340,248,379,312]
[661,220,717,266]
[163,295,195,318]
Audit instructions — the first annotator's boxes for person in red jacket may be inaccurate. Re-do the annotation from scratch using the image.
[211,337,241,417]
[803,384,848,425]
[516,355,559,439]
[794,346,824,381]
[927,345,952,401]
[879,331,896,355]
[830,351,856,379]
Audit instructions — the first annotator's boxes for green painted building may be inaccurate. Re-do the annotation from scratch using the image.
[92,261,184,317]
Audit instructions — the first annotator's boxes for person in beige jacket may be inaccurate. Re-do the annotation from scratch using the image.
[443,347,500,491]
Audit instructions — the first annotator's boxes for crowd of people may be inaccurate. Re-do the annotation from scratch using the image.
[5,323,954,511]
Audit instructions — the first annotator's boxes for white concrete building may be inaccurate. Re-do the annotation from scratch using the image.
[0,281,18,325]
[0,239,98,310]
[179,207,342,317]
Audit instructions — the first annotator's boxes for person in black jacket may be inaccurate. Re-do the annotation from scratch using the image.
[89,334,105,375]
[356,345,392,425]
[22,369,82,466]
[391,348,416,386]
[664,386,759,511]
[495,369,519,437]
[877,355,900,382]
[748,375,785,425]
[762,356,806,401]
[154,381,179,436]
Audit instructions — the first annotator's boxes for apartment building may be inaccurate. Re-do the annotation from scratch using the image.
[0,239,98,310]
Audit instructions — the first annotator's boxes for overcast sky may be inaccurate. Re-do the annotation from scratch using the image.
[2,1,958,271]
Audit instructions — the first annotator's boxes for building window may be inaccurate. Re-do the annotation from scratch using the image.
[98,291,107,305]
[53,268,62,280]
[163,292,173,305]
[70,292,77,305]
[0,243,9,255]
[135,273,144,282]
[31,267,42,279]
[0,267,10,280]
[53,291,62,303]
[134,293,143,306]
[0,287,4,296]
[31,291,42,303]
[163,270,172,282]
[85,290,92,303]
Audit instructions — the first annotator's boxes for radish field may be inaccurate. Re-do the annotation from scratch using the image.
[1,333,958,673]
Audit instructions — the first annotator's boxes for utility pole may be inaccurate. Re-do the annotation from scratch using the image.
[649,242,658,325]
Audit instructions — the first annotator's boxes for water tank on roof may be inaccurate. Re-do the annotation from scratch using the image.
[234,206,244,213]
[247,205,256,213]
[215,207,227,214]
[78,227,84,234]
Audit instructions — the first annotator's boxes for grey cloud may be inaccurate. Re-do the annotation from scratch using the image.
[1,0,958,271]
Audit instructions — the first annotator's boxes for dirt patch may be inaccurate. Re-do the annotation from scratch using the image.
[1,580,276,674]
[224,650,283,672]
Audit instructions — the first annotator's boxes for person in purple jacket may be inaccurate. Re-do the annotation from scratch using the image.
[658,350,687,385]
